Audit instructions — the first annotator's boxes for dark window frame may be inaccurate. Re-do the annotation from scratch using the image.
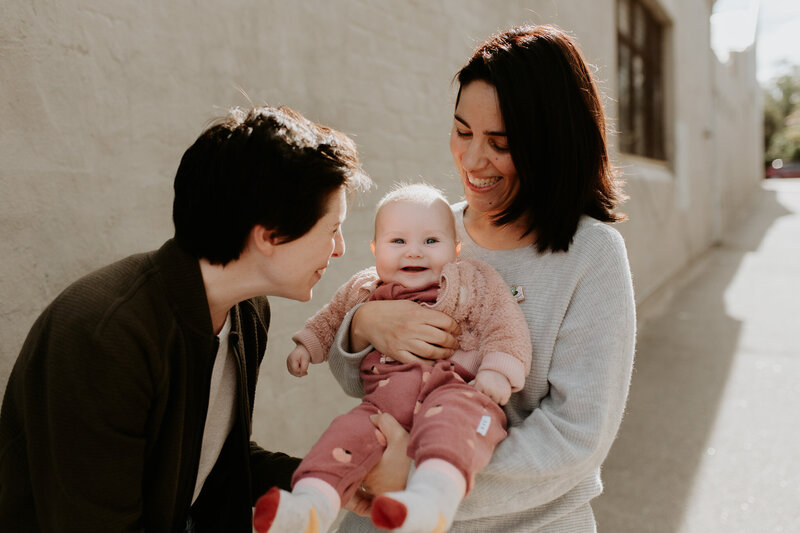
[617,0,666,160]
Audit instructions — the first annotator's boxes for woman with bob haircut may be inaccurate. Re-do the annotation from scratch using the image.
[328,25,636,532]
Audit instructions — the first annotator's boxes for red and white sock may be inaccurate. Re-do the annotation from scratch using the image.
[371,459,466,533]
[253,478,339,533]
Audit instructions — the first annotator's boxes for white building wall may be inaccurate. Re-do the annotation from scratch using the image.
[714,47,763,233]
[0,0,761,455]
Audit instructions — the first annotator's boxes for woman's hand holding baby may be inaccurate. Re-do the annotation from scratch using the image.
[345,412,411,516]
[351,300,460,364]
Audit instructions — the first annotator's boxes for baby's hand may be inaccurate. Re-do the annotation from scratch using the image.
[472,370,512,406]
[286,345,311,377]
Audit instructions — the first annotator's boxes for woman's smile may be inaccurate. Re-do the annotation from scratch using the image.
[465,174,503,190]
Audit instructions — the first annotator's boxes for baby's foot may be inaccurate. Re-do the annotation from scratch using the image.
[253,485,334,533]
[371,492,448,533]
[370,462,465,533]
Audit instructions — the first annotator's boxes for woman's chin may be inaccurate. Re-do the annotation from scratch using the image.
[287,287,314,302]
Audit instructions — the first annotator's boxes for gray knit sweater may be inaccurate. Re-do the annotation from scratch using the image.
[329,203,636,532]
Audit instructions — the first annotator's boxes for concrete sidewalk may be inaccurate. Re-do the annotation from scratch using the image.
[593,178,800,533]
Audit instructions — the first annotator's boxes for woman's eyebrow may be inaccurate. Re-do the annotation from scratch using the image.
[454,114,506,137]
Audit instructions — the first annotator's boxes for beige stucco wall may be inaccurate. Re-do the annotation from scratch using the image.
[0,0,761,457]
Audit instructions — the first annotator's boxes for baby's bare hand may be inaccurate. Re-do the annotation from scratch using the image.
[286,345,311,377]
[472,370,512,405]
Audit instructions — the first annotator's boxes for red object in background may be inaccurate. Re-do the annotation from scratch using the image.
[766,159,800,178]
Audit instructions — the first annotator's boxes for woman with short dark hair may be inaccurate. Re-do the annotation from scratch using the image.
[0,105,385,532]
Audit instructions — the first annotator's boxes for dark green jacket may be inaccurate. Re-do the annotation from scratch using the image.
[0,239,300,532]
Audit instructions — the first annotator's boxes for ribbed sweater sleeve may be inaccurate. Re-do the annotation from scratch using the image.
[328,304,370,397]
[456,220,636,520]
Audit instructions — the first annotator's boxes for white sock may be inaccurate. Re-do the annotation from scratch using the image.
[253,479,340,533]
[371,459,466,533]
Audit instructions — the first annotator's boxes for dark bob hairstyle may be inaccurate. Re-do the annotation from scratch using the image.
[173,106,371,264]
[456,25,627,252]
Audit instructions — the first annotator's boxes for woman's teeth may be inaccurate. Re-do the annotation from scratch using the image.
[468,175,502,188]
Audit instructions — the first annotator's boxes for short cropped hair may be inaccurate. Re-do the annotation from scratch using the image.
[173,106,371,264]
[456,25,627,252]
[374,183,456,239]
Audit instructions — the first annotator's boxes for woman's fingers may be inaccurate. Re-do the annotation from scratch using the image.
[344,490,373,516]
[420,322,459,351]
[391,350,435,366]
[391,339,454,364]
[345,413,412,515]
[417,307,461,339]
[351,300,460,358]
[359,413,411,497]
[351,300,416,352]
[391,308,459,352]
[371,412,407,444]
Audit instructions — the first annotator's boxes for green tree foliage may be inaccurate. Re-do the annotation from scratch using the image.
[764,67,800,164]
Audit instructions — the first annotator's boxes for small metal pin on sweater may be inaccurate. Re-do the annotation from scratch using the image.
[510,285,525,303]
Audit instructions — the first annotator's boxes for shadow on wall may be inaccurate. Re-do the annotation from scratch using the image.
[592,184,791,532]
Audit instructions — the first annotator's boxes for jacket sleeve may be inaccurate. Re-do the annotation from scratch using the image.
[457,228,636,520]
[5,306,159,532]
[248,444,302,497]
[292,268,379,364]
[461,259,532,392]
[246,296,302,498]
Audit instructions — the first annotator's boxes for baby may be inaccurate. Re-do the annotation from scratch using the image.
[254,184,531,533]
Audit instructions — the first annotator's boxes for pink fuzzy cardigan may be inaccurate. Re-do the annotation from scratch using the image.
[292,258,531,391]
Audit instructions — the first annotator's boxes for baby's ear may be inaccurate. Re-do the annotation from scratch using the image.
[370,241,376,256]
[456,241,462,256]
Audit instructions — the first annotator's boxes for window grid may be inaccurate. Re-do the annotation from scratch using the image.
[617,0,666,160]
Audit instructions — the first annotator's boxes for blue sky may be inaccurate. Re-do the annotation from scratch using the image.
[712,0,800,83]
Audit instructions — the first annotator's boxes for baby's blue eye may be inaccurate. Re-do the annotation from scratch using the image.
[392,239,405,244]
[425,238,438,244]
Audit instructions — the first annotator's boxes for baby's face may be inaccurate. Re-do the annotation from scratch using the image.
[372,200,459,289]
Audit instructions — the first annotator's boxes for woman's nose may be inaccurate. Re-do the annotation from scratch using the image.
[332,232,345,258]
[460,139,486,172]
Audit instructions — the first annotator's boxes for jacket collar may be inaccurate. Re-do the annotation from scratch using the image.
[152,239,250,345]
[152,239,216,339]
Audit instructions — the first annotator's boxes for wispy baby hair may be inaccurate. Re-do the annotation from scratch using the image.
[374,182,456,240]
[376,182,449,212]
